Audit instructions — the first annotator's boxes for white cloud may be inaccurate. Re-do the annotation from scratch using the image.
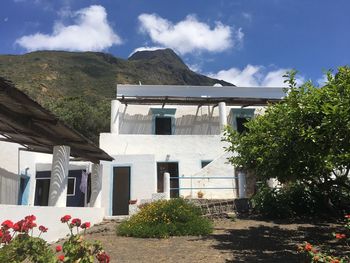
[209,65,304,87]
[129,46,165,57]
[16,5,122,52]
[138,13,241,55]
[316,74,329,86]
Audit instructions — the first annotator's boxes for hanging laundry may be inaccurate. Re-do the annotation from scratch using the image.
[80,170,88,194]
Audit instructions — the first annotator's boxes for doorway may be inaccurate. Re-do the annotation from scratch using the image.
[34,170,86,207]
[112,167,131,215]
[157,162,179,198]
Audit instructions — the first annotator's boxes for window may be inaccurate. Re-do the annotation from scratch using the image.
[236,117,250,134]
[151,108,176,135]
[231,109,255,134]
[155,117,172,135]
[67,177,76,196]
[201,160,212,168]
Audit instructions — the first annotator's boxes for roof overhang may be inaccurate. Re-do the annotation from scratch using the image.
[0,77,113,163]
[117,84,287,106]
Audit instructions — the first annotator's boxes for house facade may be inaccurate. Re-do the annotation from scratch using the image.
[99,84,285,216]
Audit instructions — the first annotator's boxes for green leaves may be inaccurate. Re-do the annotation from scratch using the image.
[224,66,350,197]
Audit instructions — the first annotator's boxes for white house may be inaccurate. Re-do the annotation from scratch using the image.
[0,77,113,241]
[0,78,285,239]
[99,84,285,216]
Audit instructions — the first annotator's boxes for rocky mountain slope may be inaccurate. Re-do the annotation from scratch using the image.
[0,49,232,143]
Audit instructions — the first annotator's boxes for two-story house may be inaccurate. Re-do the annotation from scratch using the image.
[99,84,285,216]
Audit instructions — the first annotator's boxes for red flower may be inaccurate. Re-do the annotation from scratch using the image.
[331,260,340,263]
[304,242,312,251]
[12,223,20,232]
[0,231,3,238]
[27,221,37,229]
[81,222,91,229]
[57,255,65,261]
[345,214,350,219]
[56,245,62,252]
[1,230,12,243]
[96,251,110,263]
[70,218,81,227]
[39,225,48,233]
[1,220,13,230]
[335,233,346,239]
[25,215,36,222]
[60,215,71,223]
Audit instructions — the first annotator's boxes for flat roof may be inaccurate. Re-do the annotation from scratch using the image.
[117,84,286,106]
[0,77,113,163]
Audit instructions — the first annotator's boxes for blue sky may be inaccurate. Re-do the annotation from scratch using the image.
[0,0,349,86]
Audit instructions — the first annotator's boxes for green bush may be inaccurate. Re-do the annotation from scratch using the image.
[117,199,213,238]
[251,182,339,219]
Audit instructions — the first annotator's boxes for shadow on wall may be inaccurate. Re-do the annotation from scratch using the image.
[120,114,220,135]
[0,167,19,205]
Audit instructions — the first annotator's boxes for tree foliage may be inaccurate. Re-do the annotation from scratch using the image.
[45,96,111,144]
[224,66,350,207]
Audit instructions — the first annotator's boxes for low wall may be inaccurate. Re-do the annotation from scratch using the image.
[0,205,105,242]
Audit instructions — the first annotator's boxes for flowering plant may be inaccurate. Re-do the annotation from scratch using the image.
[297,214,350,263]
[58,215,110,262]
[0,215,110,263]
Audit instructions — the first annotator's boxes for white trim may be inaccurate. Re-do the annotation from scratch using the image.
[67,177,76,196]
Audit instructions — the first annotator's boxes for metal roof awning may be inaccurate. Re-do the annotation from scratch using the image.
[117,84,287,106]
[0,77,113,163]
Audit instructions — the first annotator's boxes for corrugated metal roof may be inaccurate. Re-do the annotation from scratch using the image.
[0,77,113,163]
[117,84,286,105]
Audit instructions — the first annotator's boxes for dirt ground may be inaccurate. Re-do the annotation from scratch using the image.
[83,218,345,263]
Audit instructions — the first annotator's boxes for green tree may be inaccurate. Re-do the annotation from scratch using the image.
[224,66,350,211]
[45,96,110,144]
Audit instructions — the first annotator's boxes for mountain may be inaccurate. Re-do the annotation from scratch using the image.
[0,49,233,143]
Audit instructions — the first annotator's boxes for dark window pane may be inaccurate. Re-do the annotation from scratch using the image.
[236,117,250,133]
[201,161,212,168]
[67,178,75,195]
[155,117,172,135]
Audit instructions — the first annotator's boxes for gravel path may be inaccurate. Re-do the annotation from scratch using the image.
[83,218,343,263]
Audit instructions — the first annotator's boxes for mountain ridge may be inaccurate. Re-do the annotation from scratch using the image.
[0,49,233,142]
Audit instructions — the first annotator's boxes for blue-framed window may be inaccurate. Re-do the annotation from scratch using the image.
[231,108,255,133]
[201,160,212,168]
[150,108,176,135]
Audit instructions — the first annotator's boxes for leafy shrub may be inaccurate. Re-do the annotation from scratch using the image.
[117,198,213,238]
[251,182,342,219]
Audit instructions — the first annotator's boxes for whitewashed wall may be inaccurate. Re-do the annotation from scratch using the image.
[100,134,231,205]
[101,154,156,215]
[0,141,21,204]
[0,205,104,242]
[119,105,221,135]
[185,152,237,199]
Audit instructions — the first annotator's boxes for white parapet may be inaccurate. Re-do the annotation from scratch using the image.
[0,205,104,242]
[111,100,121,134]
[218,102,227,131]
[163,172,170,200]
[48,145,70,207]
[90,163,102,208]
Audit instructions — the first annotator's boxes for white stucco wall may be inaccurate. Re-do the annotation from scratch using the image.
[0,205,104,242]
[100,134,233,203]
[118,104,221,135]
[101,154,156,215]
[186,152,237,199]
[0,141,21,204]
